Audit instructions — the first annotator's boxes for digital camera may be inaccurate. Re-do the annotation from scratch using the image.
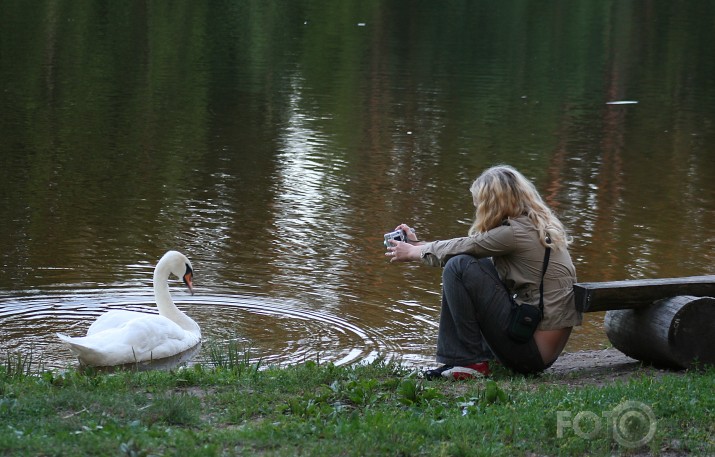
[384,229,407,248]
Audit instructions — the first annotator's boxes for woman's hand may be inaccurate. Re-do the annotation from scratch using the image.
[385,240,422,262]
[395,223,419,243]
[385,223,424,262]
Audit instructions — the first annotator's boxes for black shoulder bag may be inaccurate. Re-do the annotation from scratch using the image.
[506,243,551,343]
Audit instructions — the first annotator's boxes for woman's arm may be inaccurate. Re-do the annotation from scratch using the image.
[389,223,515,266]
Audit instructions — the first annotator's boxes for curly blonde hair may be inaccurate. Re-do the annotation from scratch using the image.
[468,165,571,247]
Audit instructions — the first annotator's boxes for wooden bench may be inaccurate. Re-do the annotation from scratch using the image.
[573,275,715,369]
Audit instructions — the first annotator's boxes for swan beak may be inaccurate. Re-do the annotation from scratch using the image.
[183,268,194,296]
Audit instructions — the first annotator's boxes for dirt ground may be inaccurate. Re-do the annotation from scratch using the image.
[541,348,684,386]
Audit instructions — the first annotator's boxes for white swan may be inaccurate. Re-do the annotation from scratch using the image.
[57,251,201,367]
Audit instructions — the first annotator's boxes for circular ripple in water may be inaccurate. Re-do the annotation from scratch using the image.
[0,291,403,370]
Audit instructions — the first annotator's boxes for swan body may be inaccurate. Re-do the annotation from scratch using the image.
[57,251,200,367]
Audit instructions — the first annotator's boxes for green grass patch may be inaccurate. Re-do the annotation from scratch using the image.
[0,353,713,456]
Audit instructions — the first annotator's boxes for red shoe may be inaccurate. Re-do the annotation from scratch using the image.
[424,361,491,380]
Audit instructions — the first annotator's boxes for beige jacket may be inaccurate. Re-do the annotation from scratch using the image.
[420,216,582,330]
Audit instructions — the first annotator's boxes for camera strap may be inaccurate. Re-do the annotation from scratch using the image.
[538,239,552,316]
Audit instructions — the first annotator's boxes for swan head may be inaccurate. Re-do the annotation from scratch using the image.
[182,262,194,296]
[160,250,194,295]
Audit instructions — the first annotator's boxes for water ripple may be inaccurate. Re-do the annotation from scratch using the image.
[0,291,406,370]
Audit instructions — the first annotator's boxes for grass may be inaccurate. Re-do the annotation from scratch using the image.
[2,348,44,379]
[205,339,260,376]
[0,352,713,456]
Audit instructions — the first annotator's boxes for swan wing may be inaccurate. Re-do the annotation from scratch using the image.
[115,315,199,359]
[57,314,200,366]
[86,310,148,336]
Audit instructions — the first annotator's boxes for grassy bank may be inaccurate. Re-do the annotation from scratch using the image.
[1,352,713,456]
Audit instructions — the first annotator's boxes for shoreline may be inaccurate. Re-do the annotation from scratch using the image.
[543,348,683,386]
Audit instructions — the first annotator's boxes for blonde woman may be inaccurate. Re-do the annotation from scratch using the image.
[387,165,582,378]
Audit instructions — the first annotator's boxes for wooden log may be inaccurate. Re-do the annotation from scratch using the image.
[574,275,715,312]
[604,296,715,369]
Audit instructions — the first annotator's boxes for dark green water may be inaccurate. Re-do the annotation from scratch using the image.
[2,1,715,368]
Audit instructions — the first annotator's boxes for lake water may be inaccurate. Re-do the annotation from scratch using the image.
[1,1,715,369]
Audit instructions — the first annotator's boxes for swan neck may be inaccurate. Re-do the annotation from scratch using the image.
[154,270,174,310]
[153,257,200,335]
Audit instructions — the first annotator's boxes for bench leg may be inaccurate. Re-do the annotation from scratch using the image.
[604,295,715,369]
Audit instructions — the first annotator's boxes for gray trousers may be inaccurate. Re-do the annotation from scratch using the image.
[436,254,547,375]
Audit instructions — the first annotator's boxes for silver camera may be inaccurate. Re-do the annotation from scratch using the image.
[384,229,407,248]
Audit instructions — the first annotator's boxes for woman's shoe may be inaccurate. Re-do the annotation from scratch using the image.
[423,361,491,380]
